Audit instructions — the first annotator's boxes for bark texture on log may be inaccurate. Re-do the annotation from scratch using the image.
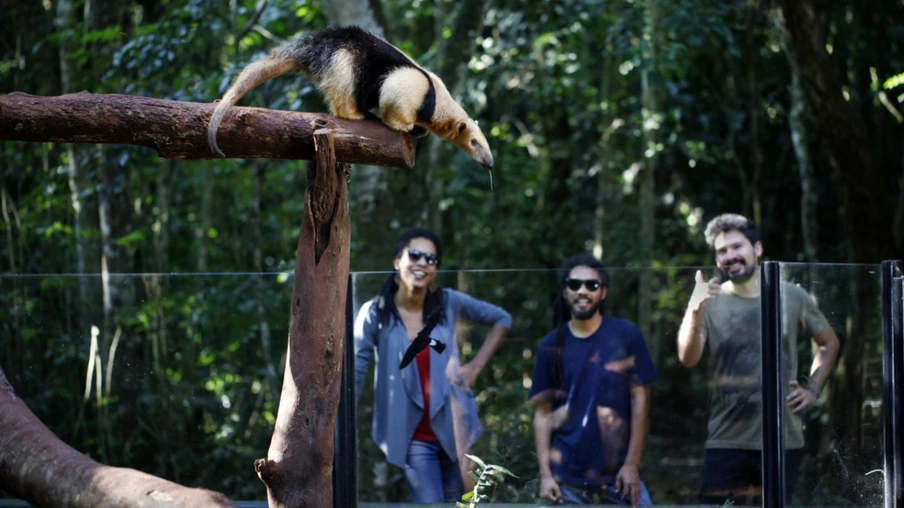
[254,125,351,507]
[0,92,415,169]
[0,366,238,508]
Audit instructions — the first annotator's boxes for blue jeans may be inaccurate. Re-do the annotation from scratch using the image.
[403,440,464,503]
[559,481,653,505]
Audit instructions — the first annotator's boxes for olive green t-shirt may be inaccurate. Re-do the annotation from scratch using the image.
[700,282,828,450]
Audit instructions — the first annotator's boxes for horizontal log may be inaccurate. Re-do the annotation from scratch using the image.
[0,92,415,169]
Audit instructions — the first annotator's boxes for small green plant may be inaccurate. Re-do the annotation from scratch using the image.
[457,454,518,507]
[721,500,734,507]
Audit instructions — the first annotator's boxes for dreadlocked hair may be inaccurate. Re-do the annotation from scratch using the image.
[550,253,610,390]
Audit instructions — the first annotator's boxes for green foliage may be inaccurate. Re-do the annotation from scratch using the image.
[882,72,904,90]
[0,0,901,504]
[458,454,517,507]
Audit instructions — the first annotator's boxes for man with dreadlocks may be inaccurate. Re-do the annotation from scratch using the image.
[529,254,658,507]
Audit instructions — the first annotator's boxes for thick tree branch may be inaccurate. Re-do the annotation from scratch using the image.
[0,365,238,508]
[0,92,415,169]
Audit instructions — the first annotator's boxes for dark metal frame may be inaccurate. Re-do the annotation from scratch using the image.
[882,261,903,508]
[760,260,904,508]
[761,261,786,508]
[333,274,357,508]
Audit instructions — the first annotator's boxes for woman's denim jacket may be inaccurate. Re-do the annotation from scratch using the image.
[354,288,512,467]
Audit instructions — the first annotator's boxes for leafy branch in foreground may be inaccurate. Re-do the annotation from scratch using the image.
[457,454,517,507]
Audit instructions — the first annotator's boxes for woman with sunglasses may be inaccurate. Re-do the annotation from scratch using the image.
[354,228,512,503]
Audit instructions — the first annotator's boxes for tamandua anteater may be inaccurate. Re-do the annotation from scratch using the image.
[207,26,494,174]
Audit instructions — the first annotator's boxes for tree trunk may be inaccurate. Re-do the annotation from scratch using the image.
[98,143,137,465]
[155,159,171,272]
[827,271,873,456]
[638,0,659,355]
[197,167,213,272]
[745,0,763,227]
[252,162,280,402]
[322,0,383,35]
[425,0,491,233]
[786,51,819,262]
[58,0,94,353]
[254,127,351,507]
[0,365,239,507]
[774,1,893,264]
[0,173,21,378]
[775,0,896,469]
[593,20,616,259]
[151,158,173,477]
[90,3,128,420]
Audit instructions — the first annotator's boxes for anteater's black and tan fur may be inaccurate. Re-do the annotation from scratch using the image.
[208,26,494,172]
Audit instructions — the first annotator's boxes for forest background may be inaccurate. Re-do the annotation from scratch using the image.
[2,0,904,505]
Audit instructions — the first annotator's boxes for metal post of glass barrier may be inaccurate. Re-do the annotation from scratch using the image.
[333,274,357,508]
[882,260,903,508]
[761,261,785,508]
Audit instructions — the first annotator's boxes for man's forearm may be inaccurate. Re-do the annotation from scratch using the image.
[624,386,649,467]
[808,326,840,392]
[534,408,555,479]
[678,309,704,367]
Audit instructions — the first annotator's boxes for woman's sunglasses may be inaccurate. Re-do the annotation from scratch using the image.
[565,278,602,292]
[407,249,440,266]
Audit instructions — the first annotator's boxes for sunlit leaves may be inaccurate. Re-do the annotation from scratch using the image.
[884,72,904,90]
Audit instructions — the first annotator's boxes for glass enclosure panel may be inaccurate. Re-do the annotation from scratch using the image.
[0,273,292,502]
[351,266,716,505]
[779,263,885,507]
[1,264,894,507]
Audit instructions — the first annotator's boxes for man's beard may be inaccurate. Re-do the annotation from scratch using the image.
[721,258,757,283]
[568,298,601,320]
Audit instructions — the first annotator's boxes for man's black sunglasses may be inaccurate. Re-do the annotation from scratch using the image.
[565,278,602,292]
[407,249,440,266]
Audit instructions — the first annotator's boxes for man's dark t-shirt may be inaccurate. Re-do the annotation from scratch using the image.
[529,317,658,487]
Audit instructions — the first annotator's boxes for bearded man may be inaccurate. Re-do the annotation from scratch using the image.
[530,254,658,507]
[677,213,839,505]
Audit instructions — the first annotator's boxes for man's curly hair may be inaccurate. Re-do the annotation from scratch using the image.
[703,213,759,250]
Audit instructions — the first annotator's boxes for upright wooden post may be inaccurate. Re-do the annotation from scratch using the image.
[255,121,352,507]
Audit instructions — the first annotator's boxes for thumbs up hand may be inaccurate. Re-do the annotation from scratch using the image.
[688,270,721,312]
